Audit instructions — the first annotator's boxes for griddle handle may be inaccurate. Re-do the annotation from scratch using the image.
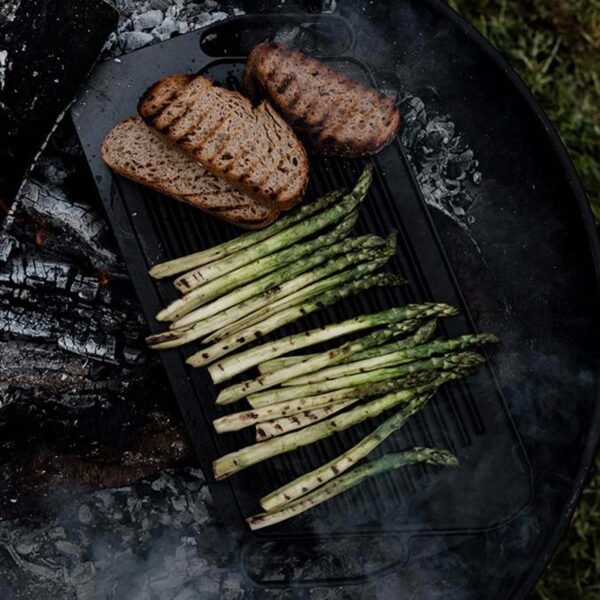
[199,13,356,58]
[240,532,472,589]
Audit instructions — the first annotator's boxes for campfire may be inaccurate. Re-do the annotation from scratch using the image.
[1,1,598,599]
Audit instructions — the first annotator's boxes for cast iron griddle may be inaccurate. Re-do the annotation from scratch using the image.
[72,14,530,536]
[72,2,600,598]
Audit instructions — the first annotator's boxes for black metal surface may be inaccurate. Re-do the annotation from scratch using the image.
[0,0,117,200]
[71,3,600,598]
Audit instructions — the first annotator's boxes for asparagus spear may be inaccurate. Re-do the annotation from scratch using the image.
[214,320,424,403]
[149,190,343,279]
[247,448,459,530]
[213,383,441,480]
[256,400,358,441]
[247,352,484,408]
[257,354,321,374]
[148,234,385,347]
[203,233,398,344]
[155,211,358,324]
[207,304,457,382]
[175,232,394,334]
[214,370,443,433]
[256,319,435,375]
[187,273,405,368]
[350,319,437,361]
[260,376,462,510]
[281,333,499,387]
[174,166,373,293]
[214,396,355,434]
[216,332,494,404]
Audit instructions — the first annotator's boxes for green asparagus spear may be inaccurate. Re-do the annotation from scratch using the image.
[148,190,343,279]
[350,319,438,361]
[214,320,423,403]
[255,318,428,375]
[256,400,358,441]
[213,384,441,480]
[150,234,386,347]
[207,304,457,382]
[214,319,437,401]
[187,273,405,368]
[174,166,373,293]
[195,236,395,344]
[203,233,398,343]
[155,210,358,323]
[260,374,463,510]
[248,448,459,530]
[281,333,499,387]
[214,397,354,434]
[213,370,442,434]
[246,352,484,408]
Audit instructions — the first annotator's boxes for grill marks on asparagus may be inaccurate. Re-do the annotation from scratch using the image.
[169,235,387,338]
[200,233,397,344]
[247,448,459,530]
[173,167,372,293]
[148,190,342,279]
[208,305,457,382]
[214,321,431,405]
[154,210,359,324]
[187,272,405,368]
[212,386,439,480]
[246,352,485,408]
[146,167,498,530]
[258,370,465,512]
[213,370,442,434]
[279,333,499,388]
[255,399,358,442]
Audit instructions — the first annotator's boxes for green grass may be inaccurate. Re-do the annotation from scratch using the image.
[447,1,600,597]
[448,0,600,220]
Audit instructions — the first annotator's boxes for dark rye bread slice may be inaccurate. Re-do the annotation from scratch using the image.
[243,42,401,157]
[101,116,279,230]
[138,74,309,210]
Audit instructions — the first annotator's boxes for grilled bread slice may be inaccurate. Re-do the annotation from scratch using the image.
[101,116,279,229]
[244,42,401,157]
[138,74,309,210]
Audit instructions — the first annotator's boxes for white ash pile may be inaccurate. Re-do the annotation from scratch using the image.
[105,0,243,54]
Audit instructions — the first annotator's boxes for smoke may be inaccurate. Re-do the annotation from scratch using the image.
[0,469,244,599]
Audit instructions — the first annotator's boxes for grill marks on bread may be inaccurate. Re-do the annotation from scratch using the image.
[101,116,278,229]
[243,42,401,157]
[139,74,308,210]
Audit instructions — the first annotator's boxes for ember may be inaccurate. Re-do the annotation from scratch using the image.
[0,197,11,216]
[96,269,110,287]
[34,224,51,248]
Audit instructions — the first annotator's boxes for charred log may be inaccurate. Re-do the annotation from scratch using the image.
[0,119,191,516]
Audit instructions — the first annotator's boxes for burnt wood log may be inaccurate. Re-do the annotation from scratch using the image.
[0,120,193,513]
[0,0,117,199]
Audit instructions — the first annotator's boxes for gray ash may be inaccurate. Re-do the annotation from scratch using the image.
[0,469,243,600]
[400,95,482,228]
